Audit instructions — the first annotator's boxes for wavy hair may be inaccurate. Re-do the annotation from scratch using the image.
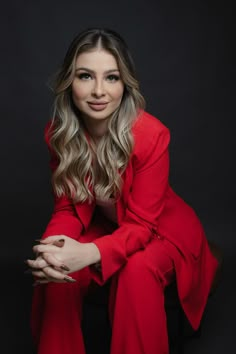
[49,28,145,202]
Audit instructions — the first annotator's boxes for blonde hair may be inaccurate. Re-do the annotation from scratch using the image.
[49,28,145,202]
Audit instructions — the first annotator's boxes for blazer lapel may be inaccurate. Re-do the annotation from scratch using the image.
[75,201,95,231]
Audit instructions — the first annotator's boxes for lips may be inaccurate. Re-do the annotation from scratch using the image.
[87,102,108,111]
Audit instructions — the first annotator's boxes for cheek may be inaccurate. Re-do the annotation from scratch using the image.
[71,83,87,101]
[113,85,124,102]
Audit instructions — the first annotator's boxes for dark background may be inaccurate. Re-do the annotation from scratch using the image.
[1,0,235,353]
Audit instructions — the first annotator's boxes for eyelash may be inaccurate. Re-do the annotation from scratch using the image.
[78,73,91,80]
[107,74,120,82]
[77,73,120,82]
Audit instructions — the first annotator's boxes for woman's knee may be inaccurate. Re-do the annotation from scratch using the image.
[117,245,175,289]
[44,270,89,307]
[118,251,158,283]
[44,282,76,305]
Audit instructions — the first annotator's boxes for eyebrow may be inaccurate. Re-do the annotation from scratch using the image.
[75,67,120,74]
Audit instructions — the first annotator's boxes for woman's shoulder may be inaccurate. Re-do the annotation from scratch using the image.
[132,111,170,156]
[133,111,169,138]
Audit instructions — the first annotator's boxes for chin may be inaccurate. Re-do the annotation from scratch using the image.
[86,109,114,120]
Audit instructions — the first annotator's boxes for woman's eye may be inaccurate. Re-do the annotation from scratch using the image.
[78,73,92,80]
[106,74,120,82]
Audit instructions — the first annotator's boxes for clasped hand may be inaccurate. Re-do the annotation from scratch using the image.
[26,235,101,284]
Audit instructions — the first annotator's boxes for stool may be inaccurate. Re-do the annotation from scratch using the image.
[82,241,223,354]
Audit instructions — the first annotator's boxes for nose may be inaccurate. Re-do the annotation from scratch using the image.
[92,79,105,97]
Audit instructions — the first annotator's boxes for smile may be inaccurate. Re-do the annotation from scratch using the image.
[87,102,108,111]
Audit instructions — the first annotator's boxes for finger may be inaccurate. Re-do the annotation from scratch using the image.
[33,274,65,285]
[42,253,70,271]
[35,239,65,248]
[26,258,49,269]
[33,244,61,254]
[27,255,70,273]
[32,268,64,282]
[52,239,65,248]
[33,278,71,286]
[24,267,49,274]
[40,235,66,244]
[32,269,49,279]
[42,267,76,283]
[42,265,70,281]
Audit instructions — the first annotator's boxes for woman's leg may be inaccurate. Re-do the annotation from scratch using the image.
[34,268,90,354]
[109,237,178,354]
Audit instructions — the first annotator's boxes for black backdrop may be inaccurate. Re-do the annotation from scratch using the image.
[0,1,235,353]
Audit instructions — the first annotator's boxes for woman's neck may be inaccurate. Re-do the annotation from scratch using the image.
[82,115,109,144]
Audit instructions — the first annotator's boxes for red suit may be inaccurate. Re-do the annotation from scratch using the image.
[31,111,218,354]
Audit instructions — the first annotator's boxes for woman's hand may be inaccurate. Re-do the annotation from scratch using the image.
[28,253,75,285]
[26,238,76,284]
[26,235,101,283]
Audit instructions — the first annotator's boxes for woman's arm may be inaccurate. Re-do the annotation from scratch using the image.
[42,195,83,240]
[26,122,85,282]
[91,125,170,284]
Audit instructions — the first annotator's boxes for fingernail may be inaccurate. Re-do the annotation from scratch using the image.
[60,264,70,271]
[35,239,47,244]
[53,240,65,248]
[64,276,76,283]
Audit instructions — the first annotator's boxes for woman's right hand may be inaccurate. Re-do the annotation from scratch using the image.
[26,237,76,285]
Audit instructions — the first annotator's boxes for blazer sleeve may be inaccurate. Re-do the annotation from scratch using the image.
[91,126,170,284]
[41,122,83,240]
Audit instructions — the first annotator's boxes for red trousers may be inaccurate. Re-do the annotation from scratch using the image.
[31,213,180,354]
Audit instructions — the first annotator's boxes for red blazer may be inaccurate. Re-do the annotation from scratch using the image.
[42,111,218,330]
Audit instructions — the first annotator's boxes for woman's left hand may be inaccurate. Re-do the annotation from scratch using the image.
[26,235,101,282]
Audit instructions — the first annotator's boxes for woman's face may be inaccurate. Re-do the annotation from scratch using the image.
[71,49,124,124]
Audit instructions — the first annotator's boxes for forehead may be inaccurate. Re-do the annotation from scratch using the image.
[75,49,119,71]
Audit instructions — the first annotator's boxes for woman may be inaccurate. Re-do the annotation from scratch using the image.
[27,28,218,354]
